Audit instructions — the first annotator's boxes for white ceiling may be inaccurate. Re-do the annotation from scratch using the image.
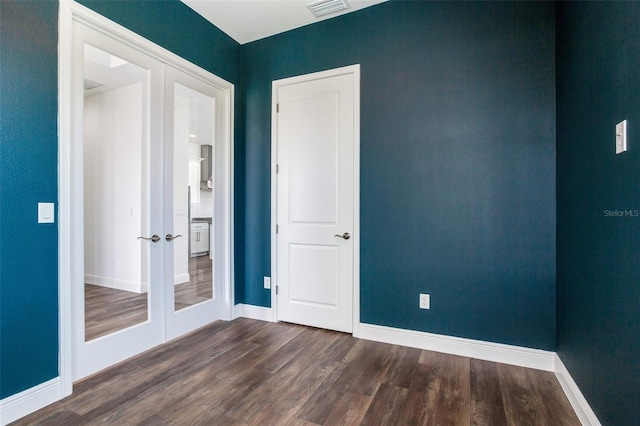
[180,0,388,45]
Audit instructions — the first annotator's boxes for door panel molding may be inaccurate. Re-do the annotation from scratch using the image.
[271,65,360,333]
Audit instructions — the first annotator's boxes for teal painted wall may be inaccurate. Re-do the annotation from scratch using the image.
[0,0,60,399]
[4,1,638,421]
[556,2,640,425]
[240,1,557,350]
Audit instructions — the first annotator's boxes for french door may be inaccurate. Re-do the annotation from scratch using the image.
[69,9,232,381]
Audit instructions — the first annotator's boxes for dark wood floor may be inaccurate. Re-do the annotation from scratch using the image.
[15,318,579,426]
[85,254,213,340]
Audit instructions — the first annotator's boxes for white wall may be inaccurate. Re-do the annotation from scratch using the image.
[83,82,147,293]
[173,99,190,284]
[198,189,213,217]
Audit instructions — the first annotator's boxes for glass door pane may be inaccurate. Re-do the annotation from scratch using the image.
[172,82,215,311]
[83,44,149,341]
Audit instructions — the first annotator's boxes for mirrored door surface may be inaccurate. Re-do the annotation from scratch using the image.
[165,66,224,340]
[172,82,214,311]
[73,21,164,380]
[83,43,150,341]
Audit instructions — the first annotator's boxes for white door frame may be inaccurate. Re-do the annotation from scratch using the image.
[270,65,361,334]
[58,0,234,396]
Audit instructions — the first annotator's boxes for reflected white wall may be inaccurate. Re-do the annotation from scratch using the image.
[84,82,146,293]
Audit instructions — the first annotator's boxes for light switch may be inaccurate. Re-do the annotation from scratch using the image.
[616,120,627,154]
[38,202,55,223]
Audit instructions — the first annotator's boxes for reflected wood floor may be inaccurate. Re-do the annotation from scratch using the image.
[175,254,213,311]
[14,318,580,426]
[85,255,213,340]
[84,284,147,341]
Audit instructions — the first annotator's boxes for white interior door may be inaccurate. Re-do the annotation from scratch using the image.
[274,66,359,333]
[163,65,229,340]
[72,20,164,380]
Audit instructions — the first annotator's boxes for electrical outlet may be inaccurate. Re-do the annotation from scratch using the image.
[264,276,271,289]
[419,293,430,310]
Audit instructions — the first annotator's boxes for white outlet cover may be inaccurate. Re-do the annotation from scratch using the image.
[616,120,627,154]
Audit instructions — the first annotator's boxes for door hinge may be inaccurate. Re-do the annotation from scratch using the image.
[276,224,279,234]
[276,164,279,174]
[276,285,279,295]
[276,103,280,113]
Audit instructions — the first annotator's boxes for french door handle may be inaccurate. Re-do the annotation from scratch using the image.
[138,234,161,243]
[334,232,351,240]
[166,234,182,242]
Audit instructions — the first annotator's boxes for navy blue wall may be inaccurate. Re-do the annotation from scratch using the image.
[556,2,640,425]
[0,0,241,400]
[240,1,557,350]
[0,0,60,399]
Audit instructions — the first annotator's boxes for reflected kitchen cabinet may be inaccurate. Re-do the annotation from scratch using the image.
[190,222,209,257]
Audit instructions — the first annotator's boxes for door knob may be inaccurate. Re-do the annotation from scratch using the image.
[137,234,161,243]
[166,234,183,242]
[334,232,351,240]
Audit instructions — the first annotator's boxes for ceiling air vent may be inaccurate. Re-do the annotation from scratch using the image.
[307,0,350,18]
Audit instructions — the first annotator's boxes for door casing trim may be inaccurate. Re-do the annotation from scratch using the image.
[58,0,234,397]
[270,64,360,334]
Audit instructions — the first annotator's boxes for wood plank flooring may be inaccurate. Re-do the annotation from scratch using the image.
[14,319,580,426]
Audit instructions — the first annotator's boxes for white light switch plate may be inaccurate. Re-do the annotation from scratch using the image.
[38,202,55,223]
[264,276,271,289]
[616,120,627,154]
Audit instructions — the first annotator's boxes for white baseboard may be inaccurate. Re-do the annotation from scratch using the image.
[174,273,190,285]
[233,303,275,322]
[85,274,147,293]
[554,355,601,426]
[355,323,556,371]
[0,378,61,426]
